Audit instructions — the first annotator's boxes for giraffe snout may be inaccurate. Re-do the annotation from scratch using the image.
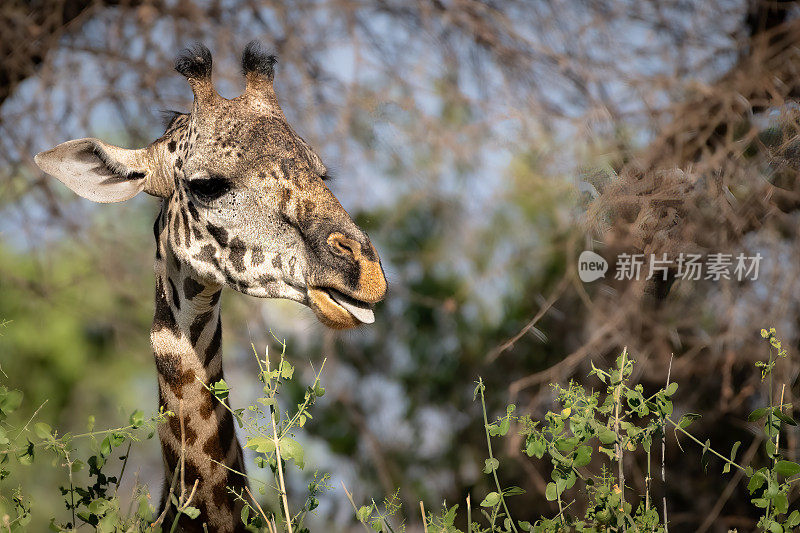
[327,232,386,303]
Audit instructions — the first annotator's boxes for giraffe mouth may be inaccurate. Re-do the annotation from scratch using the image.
[307,287,375,329]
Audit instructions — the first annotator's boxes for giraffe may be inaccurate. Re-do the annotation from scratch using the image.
[34,42,387,532]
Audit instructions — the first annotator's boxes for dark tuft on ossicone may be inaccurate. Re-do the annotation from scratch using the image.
[175,43,213,79]
[241,40,277,80]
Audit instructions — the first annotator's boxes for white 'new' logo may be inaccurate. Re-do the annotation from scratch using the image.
[578,251,608,282]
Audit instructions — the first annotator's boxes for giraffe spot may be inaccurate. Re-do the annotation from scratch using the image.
[280,157,294,179]
[190,310,214,346]
[199,389,217,419]
[218,409,235,455]
[272,254,282,271]
[184,277,205,300]
[202,431,225,460]
[175,158,183,170]
[251,247,265,266]
[209,289,222,307]
[161,440,179,470]
[204,317,222,366]
[181,209,191,246]
[194,244,219,268]
[207,367,223,386]
[258,275,275,287]
[168,277,181,311]
[158,383,167,408]
[169,413,198,445]
[303,199,316,220]
[224,271,240,288]
[187,200,200,221]
[154,353,181,384]
[212,482,229,508]
[153,279,179,334]
[206,223,229,247]
[168,140,177,152]
[153,215,164,260]
[172,210,181,241]
[278,187,292,212]
[157,356,196,399]
[227,456,246,487]
[229,238,247,272]
[182,457,203,485]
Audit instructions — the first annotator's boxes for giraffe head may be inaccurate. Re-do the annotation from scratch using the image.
[35,43,386,329]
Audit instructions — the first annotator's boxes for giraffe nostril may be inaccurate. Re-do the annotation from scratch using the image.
[328,233,361,260]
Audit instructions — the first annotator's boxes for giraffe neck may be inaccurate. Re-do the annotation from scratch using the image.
[151,206,246,533]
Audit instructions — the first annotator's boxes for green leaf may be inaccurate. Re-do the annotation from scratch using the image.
[100,436,112,457]
[357,505,372,522]
[503,486,526,496]
[664,382,678,396]
[480,491,501,507]
[88,499,109,515]
[473,382,484,400]
[483,458,499,474]
[678,413,701,429]
[182,506,200,519]
[728,441,741,465]
[246,437,275,454]
[748,408,768,422]
[18,441,34,465]
[786,510,800,528]
[257,398,276,408]
[498,418,510,435]
[129,410,144,429]
[747,471,767,494]
[598,428,617,445]
[574,445,592,467]
[545,482,558,501]
[211,379,229,400]
[773,492,789,514]
[280,437,305,469]
[773,409,797,426]
[775,460,800,477]
[279,361,294,380]
[526,438,546,459]
[0,389,23,415]
[34,422,52,440]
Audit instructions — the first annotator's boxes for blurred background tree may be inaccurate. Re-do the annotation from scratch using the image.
[1,0,799,531]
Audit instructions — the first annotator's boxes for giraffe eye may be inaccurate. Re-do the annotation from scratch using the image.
[187,176,232,203]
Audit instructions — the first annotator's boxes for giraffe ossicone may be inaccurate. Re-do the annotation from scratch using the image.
[35,42,386,532]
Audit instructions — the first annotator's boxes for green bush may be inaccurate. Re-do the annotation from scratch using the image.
[1,328,797,532]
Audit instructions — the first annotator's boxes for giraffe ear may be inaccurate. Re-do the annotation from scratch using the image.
[34,138,153,203]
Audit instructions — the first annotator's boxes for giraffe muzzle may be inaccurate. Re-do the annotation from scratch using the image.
[307,287,375,329]
[305,232,386,329]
